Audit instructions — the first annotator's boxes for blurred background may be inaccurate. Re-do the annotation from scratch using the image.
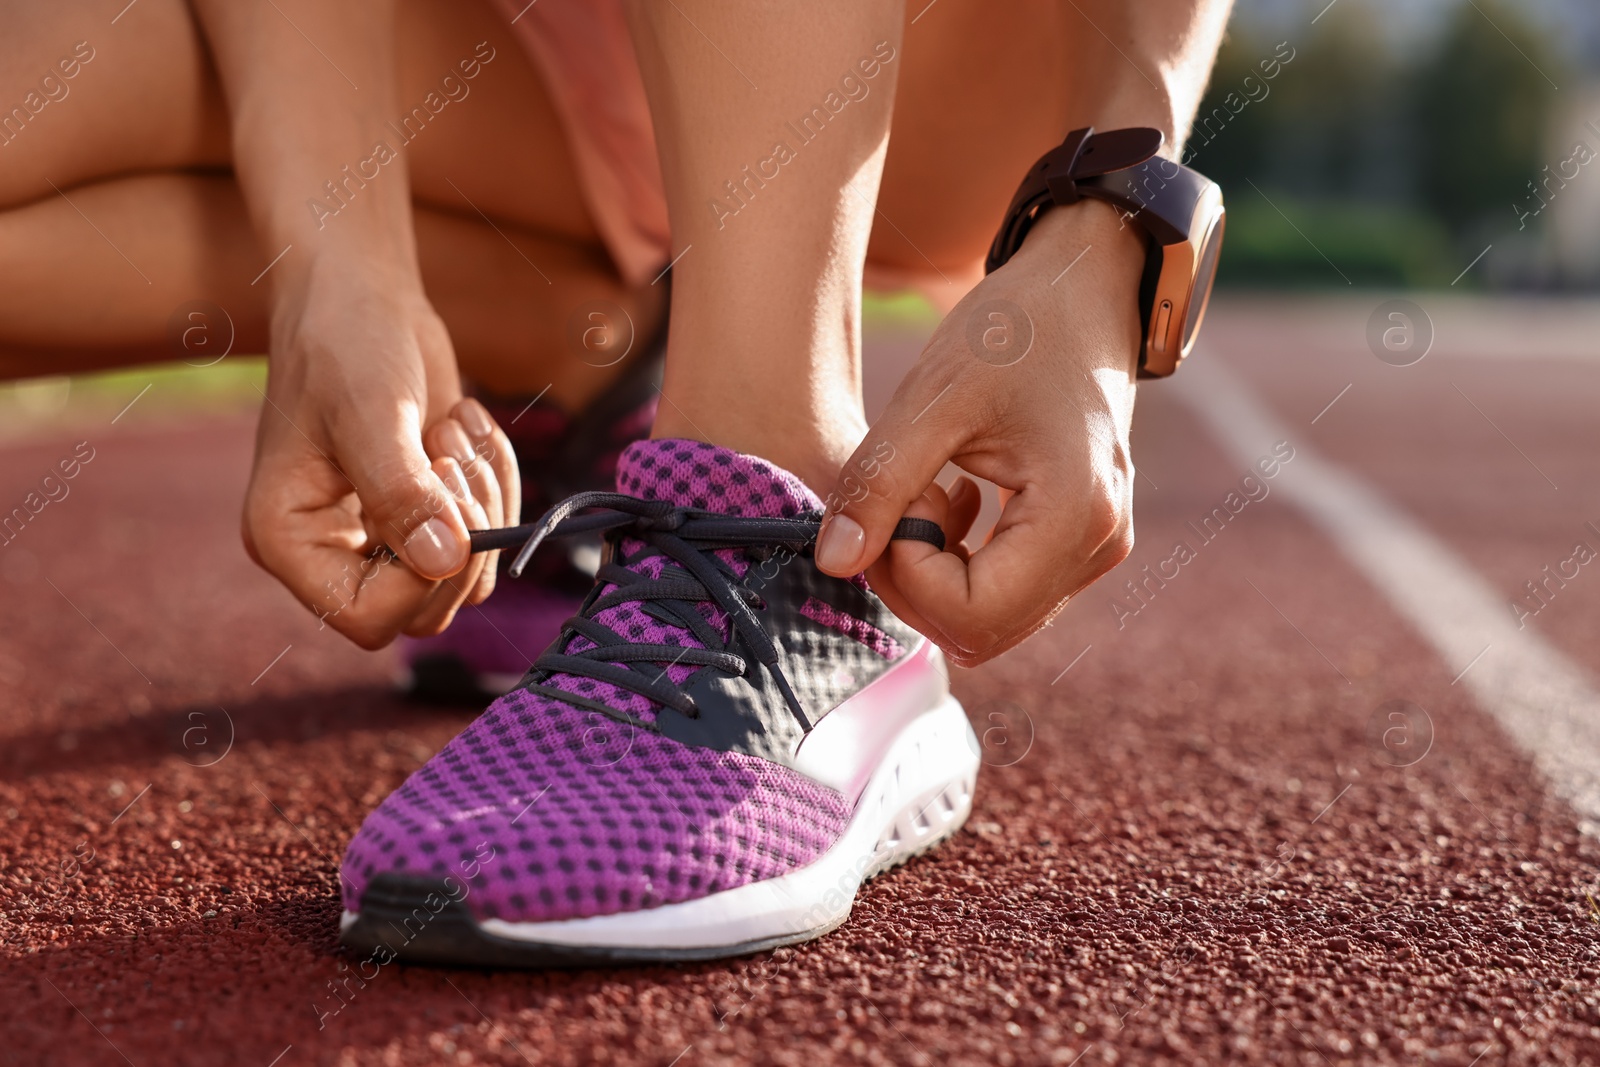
[1203,0,1600,290]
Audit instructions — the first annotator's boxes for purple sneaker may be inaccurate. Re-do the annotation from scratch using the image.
[399,348,662,704]
[341,440,978,965]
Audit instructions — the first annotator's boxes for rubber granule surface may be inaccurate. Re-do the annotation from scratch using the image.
[3,398,1599,1066]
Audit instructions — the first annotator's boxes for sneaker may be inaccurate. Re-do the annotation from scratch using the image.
[398,347,662,704]
[341,439,979,966]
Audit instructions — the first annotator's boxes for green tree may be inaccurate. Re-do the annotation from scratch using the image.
[1261,0,1398,200]
[1413,0,1562,238]
[1188,1,1398,200]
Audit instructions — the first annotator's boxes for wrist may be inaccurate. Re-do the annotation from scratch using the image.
[265,255,434,373]
[270,241,423,314]
[990,197,1146,380]
[1008,197,1146,290]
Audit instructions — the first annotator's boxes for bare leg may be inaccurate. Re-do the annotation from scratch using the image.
[621,1,1132,488]
[0,173,265,375]
[623,0,902,490]
[872,0,1199,281]
[0,173,659,405]
[0,0,661,409]
[870,2,1082,279]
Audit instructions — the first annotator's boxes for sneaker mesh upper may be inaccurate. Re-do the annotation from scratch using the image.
[343,440,852,923]
[545,440,818,723]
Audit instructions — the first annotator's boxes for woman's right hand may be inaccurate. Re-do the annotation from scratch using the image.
[241,259,519,649]
[185,1,518,645]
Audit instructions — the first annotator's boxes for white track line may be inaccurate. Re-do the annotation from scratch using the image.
[1176,356,1600,833]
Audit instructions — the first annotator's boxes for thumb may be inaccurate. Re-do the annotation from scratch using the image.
[814,388,962,577]
[353,447,472,581]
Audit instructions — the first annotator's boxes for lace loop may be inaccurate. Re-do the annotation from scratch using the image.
[463,495,945,733]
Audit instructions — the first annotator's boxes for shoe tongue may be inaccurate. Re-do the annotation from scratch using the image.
[534,440,820,726]
[616,439,821,518]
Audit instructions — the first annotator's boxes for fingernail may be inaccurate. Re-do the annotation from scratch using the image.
[458,399,494,438]
[815,513,865,574]
[440,424,476,464]
[405,517,463,577]
[439,458,469,499]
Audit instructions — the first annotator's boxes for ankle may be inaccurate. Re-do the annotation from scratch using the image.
[650,407,862,498]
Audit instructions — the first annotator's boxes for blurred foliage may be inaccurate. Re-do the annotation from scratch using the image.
[1196,0,1564,288]
[1220,197,1456,288]
[1414,0,1560,234]
[861,290,942,332]
[0,358,266,441]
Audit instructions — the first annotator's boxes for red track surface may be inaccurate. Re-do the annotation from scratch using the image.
[5,298,1600,1065]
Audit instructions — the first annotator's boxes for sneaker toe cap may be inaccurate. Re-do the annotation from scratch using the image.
[341,690,850,924]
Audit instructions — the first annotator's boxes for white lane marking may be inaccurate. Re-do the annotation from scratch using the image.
[1176,357,1600,833]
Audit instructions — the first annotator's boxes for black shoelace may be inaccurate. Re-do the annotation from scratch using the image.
[468,491,944,732]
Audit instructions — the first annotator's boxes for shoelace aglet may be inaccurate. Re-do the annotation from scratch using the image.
[509,526,553,578]
[508,512,568,578]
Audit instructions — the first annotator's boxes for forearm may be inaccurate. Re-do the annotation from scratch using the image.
[190,0,417,295]
[1061,0,1233,156]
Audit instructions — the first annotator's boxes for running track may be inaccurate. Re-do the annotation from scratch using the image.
[3,294,1600,1065]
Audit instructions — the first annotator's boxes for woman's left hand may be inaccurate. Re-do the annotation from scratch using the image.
[814,198,1146,666]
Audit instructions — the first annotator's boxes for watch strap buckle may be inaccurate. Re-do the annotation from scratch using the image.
[1042,126,1095,206]
[1043,126,1165,206]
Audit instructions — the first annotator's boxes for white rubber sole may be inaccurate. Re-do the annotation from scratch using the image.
[340,694,977,956]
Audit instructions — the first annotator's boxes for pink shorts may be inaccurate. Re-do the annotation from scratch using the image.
[485,0,977,308]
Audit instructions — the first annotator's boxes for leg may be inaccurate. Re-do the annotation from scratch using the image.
[869,2,1080,282]
[0,175,658,404]
[0,0,660,410]
[817,0,1230,666]
[872,0,1215,283]
[0,173,267,377]
[0,0,230,208]
[623,0,902,491]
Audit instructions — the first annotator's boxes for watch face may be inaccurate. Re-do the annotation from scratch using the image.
[1180,208,1225,355]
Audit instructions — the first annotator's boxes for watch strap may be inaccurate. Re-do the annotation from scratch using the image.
[984,126,1165,274]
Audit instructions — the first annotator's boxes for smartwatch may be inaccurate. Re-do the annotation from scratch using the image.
[985,126,1226,378]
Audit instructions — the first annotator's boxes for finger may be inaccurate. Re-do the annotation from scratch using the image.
[440,419,505,527]
[437,454,490,600]
[243,455,443,651]
[426,416,504,603]
[343,408,472,582]
[871,479,1131,666]
[814,364,968,578]
[859,488,954,646]
[457,450,503,604]
[944,475,982,560]
[450,436,502,604]
[454,397,520,527]
[405,457,490,635]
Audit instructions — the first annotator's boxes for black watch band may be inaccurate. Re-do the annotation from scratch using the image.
[985,126,1167,274]
[985,126,1225,378]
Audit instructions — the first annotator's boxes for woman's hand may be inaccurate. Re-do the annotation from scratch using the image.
[815,200,1144,666]
[189,1,517,647]
[242,261,518,649]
